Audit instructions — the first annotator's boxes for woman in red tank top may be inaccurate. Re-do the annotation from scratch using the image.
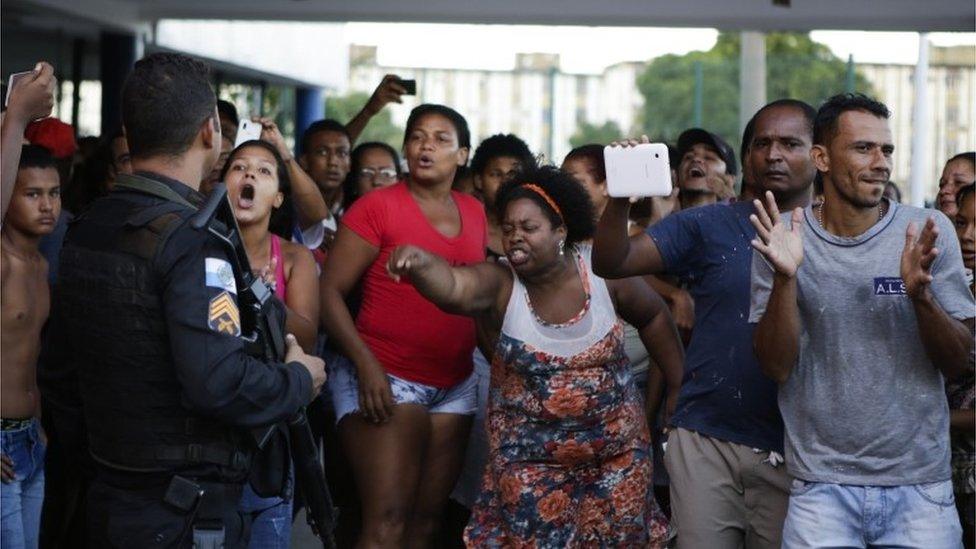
[221,139,319,353]
[321,104,487,547]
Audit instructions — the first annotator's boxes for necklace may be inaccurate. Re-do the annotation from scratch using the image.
[817,197,886,229]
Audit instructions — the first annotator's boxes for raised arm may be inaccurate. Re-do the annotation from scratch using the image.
[592,135,674,278]
[609,275,684,422]
[257,117,330,230]
[2,62,56,221]
[345,75,407,144]
[593,197,668,279]
[386,244,508,317]
[900,217,976,380]
[750,192,804,384]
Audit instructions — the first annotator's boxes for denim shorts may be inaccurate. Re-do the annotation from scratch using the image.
[328,355,478,424]
[783,478,962,548]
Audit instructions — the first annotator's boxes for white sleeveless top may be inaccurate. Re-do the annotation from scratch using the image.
[499,244,619,358]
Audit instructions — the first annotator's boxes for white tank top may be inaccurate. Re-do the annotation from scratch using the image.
[500,244,619,358]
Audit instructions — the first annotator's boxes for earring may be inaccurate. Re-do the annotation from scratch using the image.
[558,239,565,256]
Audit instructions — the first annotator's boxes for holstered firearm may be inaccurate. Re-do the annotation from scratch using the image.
[191,183,338,549]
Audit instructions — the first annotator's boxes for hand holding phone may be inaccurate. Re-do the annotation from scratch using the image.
[4,62,56,122]
[397,79,416,96]
[234,119,263,148]
[364,75,413,116]
[604,141,673,198]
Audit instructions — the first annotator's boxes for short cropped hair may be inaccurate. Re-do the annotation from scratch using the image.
[495,166,595,246]
[300,119,350,156]
[743,99,817,162]
[813,93,890,147]
[470,134,535,177]
[122,53,216,158]
[19,144,59,171]
[404,104,471,151]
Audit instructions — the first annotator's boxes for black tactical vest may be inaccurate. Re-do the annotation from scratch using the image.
[56,174,249,474]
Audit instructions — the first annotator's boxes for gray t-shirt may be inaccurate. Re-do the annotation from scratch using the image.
[749,200,975,486]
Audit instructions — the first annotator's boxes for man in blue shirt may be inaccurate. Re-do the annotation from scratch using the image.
[593,100,816,548]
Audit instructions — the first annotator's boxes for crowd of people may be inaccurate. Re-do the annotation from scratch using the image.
[0,51,973,549]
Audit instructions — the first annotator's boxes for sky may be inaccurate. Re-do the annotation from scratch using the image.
[157,21,976,88]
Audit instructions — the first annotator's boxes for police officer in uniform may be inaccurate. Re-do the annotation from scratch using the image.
[39,52,326,548]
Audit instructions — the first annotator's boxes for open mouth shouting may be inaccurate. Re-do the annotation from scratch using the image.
[237,183,256,210]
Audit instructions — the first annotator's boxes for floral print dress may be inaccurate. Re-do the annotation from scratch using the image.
[464,245,669,548]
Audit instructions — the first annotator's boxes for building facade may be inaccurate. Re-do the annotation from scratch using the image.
[347,45,644,164]
[348,43,974,201]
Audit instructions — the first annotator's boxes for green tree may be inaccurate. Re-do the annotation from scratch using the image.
[325,91,404,148]
[635,32,874,152]
[569,121,624,148]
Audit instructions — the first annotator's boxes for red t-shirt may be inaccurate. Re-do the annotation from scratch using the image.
[341,182,487,388]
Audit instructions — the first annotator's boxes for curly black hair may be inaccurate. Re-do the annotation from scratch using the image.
[494,165,595,246]
[470,134,536,177]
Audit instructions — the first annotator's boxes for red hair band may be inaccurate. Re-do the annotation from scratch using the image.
[521,183,563,222]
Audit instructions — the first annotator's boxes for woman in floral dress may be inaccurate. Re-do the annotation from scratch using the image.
[386,166,684,547]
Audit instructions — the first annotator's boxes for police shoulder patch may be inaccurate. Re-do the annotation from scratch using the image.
[208,291,241,336]
[205,257,237,295]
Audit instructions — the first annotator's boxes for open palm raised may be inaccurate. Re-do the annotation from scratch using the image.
[749,191,804,277]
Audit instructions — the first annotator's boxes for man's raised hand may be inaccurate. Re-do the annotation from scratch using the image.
[900,217,940,299]
[750,191,804,277]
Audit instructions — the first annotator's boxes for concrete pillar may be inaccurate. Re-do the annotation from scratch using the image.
[99,31,138,136]
[909,34,930,208]
[739,31,767,137]
[295,86,325,155]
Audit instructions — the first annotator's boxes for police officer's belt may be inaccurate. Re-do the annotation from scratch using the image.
[90,416,250,472]
[92,442,248,473]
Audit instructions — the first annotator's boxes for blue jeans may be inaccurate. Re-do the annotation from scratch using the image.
[239,483,292,549]
[1,419,45,549]
[783,478,963,548]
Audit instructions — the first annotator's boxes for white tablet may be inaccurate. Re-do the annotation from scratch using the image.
[604,143,673,198]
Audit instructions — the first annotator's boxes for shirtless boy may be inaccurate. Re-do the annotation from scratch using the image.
[1,145,61,549]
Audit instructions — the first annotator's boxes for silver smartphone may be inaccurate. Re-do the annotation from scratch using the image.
[5,70,35,108]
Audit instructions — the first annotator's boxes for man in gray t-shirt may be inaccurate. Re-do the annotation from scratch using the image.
[749,93,975,548]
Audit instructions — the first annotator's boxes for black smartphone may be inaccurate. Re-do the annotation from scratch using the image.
[398,79,417,96]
